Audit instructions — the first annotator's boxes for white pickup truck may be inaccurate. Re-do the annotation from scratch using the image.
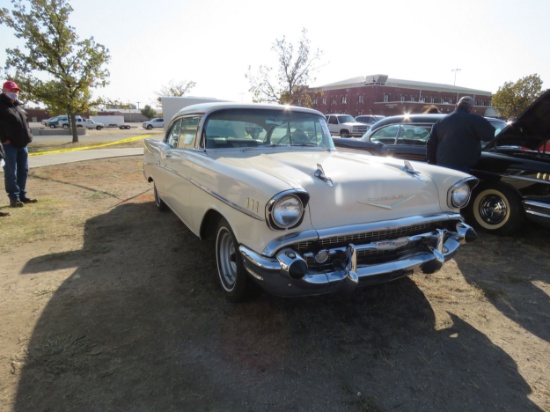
[325,114,370,138]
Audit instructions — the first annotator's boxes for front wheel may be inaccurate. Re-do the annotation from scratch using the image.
[153,184,168,212]
[96,126,103,130]
[339,130,350,138]
[466,183,524,235]
[215,218,252,302]
[146,124,153,130]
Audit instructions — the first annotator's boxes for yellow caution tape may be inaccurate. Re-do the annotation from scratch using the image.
[29,134,156,157]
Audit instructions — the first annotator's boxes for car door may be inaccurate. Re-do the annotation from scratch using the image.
[161,116,201,228]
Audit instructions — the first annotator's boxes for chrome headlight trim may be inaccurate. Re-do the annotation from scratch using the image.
[447,177,478,209]
[266,190,309,230]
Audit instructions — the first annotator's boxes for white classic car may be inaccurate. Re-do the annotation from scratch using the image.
[143,103,478,301]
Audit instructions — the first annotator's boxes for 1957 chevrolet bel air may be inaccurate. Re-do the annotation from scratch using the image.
[143,102,478,301]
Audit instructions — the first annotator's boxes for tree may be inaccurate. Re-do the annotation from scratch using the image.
[141,105,157,119]
[246,28,323,106]
[0,0,110,143]
[492,74,544,120]
[156,79,196,103]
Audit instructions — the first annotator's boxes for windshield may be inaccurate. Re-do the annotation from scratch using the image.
[337,115,355,123]
[203,109,334,149]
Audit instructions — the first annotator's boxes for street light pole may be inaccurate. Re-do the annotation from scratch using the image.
[451,68,461,85]
[137,101,140,112]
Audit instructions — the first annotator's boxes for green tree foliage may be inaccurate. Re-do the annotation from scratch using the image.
[246,28,322,106]
[156,79,196,98]
[141,105,156,119]
[0,0,110,142]
[492,74,544,120]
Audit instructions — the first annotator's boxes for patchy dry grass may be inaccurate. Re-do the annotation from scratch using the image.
[0,156,548,412]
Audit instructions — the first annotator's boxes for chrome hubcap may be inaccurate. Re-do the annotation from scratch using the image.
[218,229,237,289]
[479,194,508,225]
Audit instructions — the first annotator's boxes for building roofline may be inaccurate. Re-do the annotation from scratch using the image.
[312,74,491,96]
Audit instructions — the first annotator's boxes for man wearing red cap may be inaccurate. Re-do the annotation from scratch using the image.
[0,80,37,209]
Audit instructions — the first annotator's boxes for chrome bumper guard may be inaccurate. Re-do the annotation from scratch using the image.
[239,222,476,297]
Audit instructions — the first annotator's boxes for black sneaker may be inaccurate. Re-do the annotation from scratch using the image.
[10,200,24,208]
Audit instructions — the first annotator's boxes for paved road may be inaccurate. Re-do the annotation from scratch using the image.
[29,148,144,168]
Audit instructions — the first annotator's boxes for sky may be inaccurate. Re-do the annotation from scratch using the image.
[1,0,549,108]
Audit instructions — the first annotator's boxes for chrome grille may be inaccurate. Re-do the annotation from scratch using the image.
[295,222,440,253]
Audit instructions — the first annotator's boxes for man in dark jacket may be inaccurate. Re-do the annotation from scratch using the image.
[0,80,37,208]
[427,96,495,173]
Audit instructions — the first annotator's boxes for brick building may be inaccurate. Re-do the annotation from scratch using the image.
[306,74,497,117]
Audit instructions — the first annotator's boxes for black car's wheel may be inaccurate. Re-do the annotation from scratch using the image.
[153,184,168,212]
[146,124,153,130]
[339,129,350,138]
[467,183,524,235]
[215,218,251,302]
[49,124,56,128]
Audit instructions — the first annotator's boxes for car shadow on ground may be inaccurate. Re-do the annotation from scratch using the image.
[455,223,550,343]
[14,202,541,411]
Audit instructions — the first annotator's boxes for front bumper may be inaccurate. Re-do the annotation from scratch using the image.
[239,221,476,297]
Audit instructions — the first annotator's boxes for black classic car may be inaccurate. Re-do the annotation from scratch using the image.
[334,90,550,235]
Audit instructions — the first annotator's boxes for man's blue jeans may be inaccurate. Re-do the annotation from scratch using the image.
[3,144,29,202]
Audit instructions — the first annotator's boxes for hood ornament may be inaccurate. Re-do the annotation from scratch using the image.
[314,163,333,187]
[403,160,421,176]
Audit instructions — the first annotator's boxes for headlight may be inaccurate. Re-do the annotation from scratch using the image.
[267,192,307,230]
[448,182,471,208]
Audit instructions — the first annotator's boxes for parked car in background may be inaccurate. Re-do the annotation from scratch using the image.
[143,102,478,302]
[83,119,104,130]
[355,115,385,125]
[325,113,370,137]
[42,116,59,126]
[334,93,550,235]
[48,115,84,128]
[142,118,164,130]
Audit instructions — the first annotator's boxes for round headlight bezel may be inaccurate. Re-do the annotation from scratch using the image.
[448,181,472,209]
[267,191,307,230]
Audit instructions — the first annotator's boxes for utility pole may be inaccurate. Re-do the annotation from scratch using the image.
[451,68,461,85]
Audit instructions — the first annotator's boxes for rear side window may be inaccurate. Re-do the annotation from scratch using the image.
[369,125,399,144]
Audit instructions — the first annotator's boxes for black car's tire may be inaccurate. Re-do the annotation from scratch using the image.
[153,184,168,212]
[339,129,350,138]
[49,124,56,128]
[467,183,524,235]
[215,218,251,302]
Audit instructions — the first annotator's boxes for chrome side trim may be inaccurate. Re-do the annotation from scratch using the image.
[471,169,550,185]
[161,158,264,222]
[524,200,550,219]
[524,200,550,210]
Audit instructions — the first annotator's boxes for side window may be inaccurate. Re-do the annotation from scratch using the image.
[396,125,431,145]
[178,117,200,148]
[166,119,182,148]
[328,116,337,125]
[369,125,399,144]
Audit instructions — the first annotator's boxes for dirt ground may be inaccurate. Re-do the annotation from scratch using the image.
[0,143,549,411]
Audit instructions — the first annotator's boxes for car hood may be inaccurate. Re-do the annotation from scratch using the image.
[216,150,452,229]
[486,89,550,150]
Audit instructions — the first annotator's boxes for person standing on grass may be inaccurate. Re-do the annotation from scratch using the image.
[0,80,37,208]
[0,141,8,216]
[427,96,495,173]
